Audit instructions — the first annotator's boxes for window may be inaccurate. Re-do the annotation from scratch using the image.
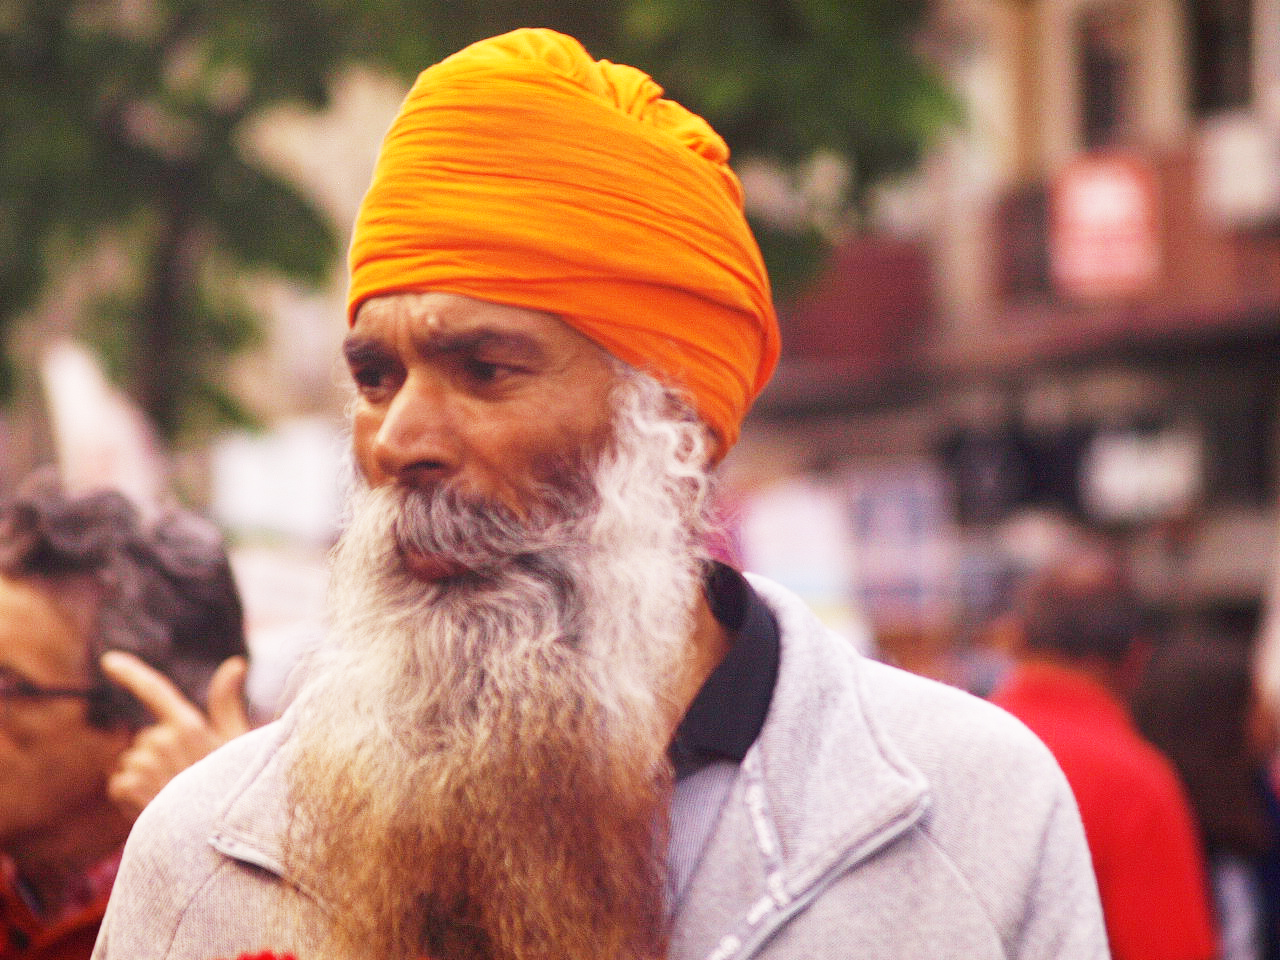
[1079,7,1135,148]
[1187,0,1254,115]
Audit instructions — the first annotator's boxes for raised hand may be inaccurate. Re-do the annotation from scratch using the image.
[100,650,252,820]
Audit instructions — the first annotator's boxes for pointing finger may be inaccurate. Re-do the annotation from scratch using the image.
[99,650,205,727]
[206,655,252,738]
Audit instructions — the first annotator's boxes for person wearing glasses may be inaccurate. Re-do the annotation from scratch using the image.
[0,471,248,960]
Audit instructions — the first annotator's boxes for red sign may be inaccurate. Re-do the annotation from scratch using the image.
[1049,153,1161,300]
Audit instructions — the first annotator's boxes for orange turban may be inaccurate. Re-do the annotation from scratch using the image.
[347,28,778,456]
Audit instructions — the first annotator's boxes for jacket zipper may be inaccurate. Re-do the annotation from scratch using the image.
[706,792,930,960]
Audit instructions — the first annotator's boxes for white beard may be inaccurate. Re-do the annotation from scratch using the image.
[285,369,714,960]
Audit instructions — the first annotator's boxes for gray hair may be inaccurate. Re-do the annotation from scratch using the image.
[0,470,247,728]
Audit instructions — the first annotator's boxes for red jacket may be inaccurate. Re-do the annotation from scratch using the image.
[1,856,116,960]
[992,663,1218,960]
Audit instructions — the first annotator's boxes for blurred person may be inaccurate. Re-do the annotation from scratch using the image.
[990,547,1218,960]
[0,471,249,959]
[95,28,1108,960]
[1133,636,1280,960]
[100,650,251,822]
[954,507,1095,699]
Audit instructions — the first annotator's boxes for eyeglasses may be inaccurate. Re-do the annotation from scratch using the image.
[0,664,104,706]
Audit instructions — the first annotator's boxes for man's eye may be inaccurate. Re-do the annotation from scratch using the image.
[349,364,395,397]
[464,358,511,385]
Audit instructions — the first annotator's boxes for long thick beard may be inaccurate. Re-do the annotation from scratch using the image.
[285,372,712,960]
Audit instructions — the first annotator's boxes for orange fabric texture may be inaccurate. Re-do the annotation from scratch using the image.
[347,28,778,454]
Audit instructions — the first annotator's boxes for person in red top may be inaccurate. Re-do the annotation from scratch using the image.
[0,472,249,960]
[990,545,1218,960]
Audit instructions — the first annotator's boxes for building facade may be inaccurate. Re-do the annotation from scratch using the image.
[729,0,1280,677]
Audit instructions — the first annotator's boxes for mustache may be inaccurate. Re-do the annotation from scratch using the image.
[385,476,593,578]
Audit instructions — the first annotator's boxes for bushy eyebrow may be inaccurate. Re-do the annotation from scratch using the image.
[342,335,394,369]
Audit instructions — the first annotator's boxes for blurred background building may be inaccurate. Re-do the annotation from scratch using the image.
[726,0,1280,686]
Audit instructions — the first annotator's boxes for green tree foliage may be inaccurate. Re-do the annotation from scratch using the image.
[1,0,348,436]
[1,0,950,440]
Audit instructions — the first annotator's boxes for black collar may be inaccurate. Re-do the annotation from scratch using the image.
[669,563,780,780]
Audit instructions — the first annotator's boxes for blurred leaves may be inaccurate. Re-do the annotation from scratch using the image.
[1,0,950,441]
[1,0,344,437]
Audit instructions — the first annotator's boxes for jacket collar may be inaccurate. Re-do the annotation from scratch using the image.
[669,575,930,959]
[205,716,324,905]
[752,576,929,879]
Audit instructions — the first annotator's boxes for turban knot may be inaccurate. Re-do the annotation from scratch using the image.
[347,28,778,455]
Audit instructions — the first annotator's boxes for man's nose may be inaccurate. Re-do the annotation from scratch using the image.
[368,371,461,487]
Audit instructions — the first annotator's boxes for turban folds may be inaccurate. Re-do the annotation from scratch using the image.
[347,28,778,455]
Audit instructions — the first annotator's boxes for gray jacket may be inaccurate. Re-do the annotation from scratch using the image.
[93,574,1109,959]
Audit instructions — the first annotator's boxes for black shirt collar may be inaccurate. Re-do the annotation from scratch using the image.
[669,563,780,780]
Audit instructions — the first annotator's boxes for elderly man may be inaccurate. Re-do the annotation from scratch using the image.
[95,28,1108,960]
[0,473,248,960]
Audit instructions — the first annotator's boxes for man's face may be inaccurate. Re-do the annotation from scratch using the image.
[0,576,128,852]
[290,360,712,959]
[344,292,617,581]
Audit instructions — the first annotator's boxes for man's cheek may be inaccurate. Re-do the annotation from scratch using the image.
[528,443,596,495]
[350,429,387,486]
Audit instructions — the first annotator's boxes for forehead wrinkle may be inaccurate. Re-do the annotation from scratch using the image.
[350,296,562,363]
[410,327,548,365]
[342,326,553,372]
